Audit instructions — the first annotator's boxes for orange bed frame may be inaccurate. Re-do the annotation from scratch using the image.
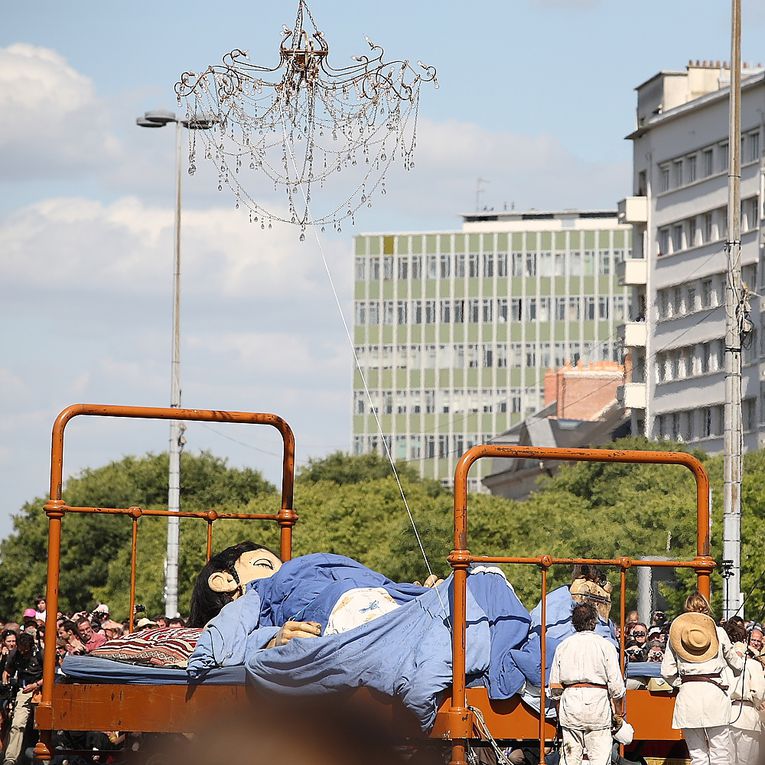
[34,405,714,764]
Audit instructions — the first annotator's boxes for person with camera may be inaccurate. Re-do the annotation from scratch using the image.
[624,622,648,663]
[2,633,43,765]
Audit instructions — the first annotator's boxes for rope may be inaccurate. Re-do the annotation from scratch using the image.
[277,104,449,621]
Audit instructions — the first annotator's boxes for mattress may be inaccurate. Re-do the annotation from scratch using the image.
[60,655,661,686]
[60,655,248,685]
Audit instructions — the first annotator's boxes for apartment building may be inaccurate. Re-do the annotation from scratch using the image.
[619,60,764,449]
[352,211,630,490]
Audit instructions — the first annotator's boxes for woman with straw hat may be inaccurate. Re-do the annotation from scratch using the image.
[661,591,745,764]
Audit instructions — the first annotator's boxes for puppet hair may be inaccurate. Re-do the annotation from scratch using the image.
[188,541,278,627]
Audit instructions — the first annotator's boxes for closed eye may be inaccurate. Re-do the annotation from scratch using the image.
[252,558,274,569]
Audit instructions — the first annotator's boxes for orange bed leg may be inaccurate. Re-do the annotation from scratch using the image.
[449,741,467,765]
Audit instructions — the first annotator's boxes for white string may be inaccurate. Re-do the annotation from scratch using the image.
[277,106,450,620]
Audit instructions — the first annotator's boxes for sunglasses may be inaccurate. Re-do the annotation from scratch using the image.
[631,631,647,637]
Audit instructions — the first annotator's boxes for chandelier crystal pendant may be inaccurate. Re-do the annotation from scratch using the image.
[175,0,437,237]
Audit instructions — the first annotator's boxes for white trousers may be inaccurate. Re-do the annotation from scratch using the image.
[730,727,760,765]
[560,727,611,765]
[682,725,731,765]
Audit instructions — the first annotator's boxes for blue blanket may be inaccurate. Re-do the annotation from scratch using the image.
[188,554,531,730]
[510,584,619,688]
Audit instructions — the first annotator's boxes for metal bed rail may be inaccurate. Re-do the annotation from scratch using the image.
[442,445,714,765]
[36,404,296,746]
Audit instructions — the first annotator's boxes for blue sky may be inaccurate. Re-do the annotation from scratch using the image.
[1,0,764,540]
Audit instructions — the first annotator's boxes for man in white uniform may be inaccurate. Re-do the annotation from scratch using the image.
[549,602,625,765]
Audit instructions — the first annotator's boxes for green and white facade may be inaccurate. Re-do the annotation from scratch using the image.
[352,211,631,491]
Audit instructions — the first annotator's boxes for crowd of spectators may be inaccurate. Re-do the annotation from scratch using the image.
[619,607,765,670]
[0,597,187,764]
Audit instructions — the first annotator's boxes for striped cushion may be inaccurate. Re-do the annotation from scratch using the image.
[90,627,203,667]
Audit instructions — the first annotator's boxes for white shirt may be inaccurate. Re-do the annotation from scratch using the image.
[661,625,744,729]
[726,646,765,732]
[549,630,625,731]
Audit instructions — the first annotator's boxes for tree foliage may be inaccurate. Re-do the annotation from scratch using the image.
[3,438,765,623]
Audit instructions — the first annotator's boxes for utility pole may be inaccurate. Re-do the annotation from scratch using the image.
[722,0,743,619]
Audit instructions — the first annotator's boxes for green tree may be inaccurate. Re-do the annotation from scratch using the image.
[0,452,274,620]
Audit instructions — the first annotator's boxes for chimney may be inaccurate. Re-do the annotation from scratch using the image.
[543,368,557,406]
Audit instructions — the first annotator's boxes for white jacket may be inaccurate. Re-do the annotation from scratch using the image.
[549,630,625,731]
[725,646,765,732]
[661,625,744,729]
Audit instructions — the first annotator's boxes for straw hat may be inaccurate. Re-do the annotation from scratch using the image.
[669,612,719,663]
[135,617,158,630]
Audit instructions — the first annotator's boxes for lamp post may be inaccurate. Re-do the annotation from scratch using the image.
[136,109,216,617]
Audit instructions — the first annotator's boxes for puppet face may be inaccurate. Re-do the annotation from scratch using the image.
[207,547,283,597]
[235,548,283,584]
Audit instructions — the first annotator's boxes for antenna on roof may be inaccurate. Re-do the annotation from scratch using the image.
[476,177,490,212]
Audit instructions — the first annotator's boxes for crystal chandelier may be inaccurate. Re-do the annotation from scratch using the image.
[175,0,437,237]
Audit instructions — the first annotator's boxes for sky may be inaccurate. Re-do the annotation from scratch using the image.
[2,0,765,540]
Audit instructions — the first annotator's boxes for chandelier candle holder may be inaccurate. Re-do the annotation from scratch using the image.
[175,0,437,237]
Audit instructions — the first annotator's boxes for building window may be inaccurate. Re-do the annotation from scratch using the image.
[702,278,714,308]
[743,197,759,231]
[658,228,670,256]
[410,256,422,279]
[719,141,729,172]
[672,159,683,187]
[496,252,508,277]
[482,253,494,277]
[671,224,683,253]
[396,300,407,324]
[598,251,612,275]
[702,212,713,243]
[355,257,367,280]
[383,258,394,280]
[426,255,437,280]
[439,254,451,279]
[482,299,493,322]
[672,286,682,317]
[511,252,524,277]
[658,290,668,320]
[525,252,537,277]
[369,257,380,280]
[686,285,697,313]
[397,257,408,280]
[468,253,479,277]
[453,299,465,323]
[354,302,366,325]
[659,163,670,192]
[424,300,436,323]
[686,154,697,183]
[747,130,760,163]
[702,148,714,177]
[497,298,508,322]
[598,297,609,320]
[511,298,523,321]
[744,398,756,431]
[455,254,466,277]
[688,216,698,248]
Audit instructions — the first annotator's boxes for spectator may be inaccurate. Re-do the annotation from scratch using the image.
[135,618,158,631]
[168,617,185,628]
[34,597,46,624]
[0,631,17,677]
[153,615,169,629]
[625,622,648,662]
[748,627,763,656]
[76,617,106,653]
[651,610,668,628]
[101,620,124,641]
[624,610,639,635]
[645,640,665,663]
[2,632,43,765]
[58,620,86,655]
[724,619,765,764]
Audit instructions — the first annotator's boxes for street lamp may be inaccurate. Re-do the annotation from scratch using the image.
[136,109,216,617]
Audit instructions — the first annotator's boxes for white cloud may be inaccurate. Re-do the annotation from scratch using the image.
[0,44,120,179]
[378,118,628,221]
[0,196,346,301]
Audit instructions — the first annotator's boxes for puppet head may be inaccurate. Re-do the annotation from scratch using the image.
[570,564,612,620]
[188,541,282,627]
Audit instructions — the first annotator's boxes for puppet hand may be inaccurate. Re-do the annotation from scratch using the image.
[422,574,444,588]
[267,621,322,648]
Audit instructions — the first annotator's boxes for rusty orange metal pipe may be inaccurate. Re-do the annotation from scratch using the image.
[129,515,139,632]
[539,562,548,762]
[448,445,713,757]
[40,404,297,727]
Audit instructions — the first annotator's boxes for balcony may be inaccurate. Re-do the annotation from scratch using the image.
[616,382,647,410]
[617,196,648,224]
[616,258,647,286]
[617,321,647,348]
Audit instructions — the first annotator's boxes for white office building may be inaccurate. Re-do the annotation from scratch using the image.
[619,60,764,448]
[352,211,630,490]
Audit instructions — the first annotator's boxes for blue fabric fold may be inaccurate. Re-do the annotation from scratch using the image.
[187,556,533,730]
